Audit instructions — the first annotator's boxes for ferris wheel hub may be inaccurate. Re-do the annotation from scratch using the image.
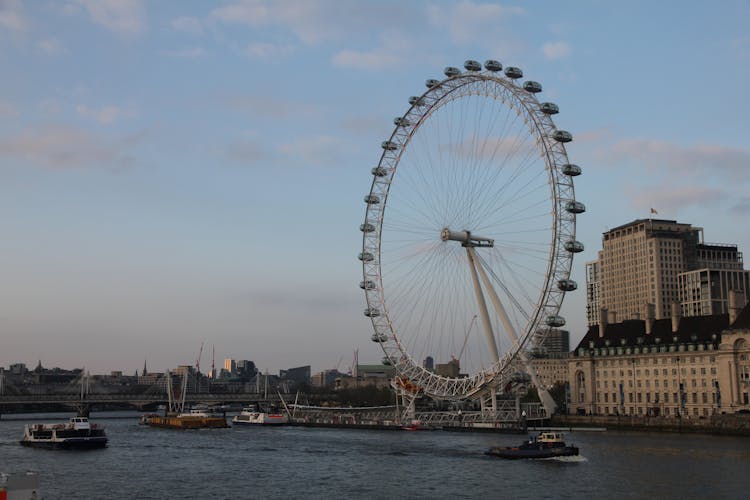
[441,228,494,248]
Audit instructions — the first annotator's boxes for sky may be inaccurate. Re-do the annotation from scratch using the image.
[1,0,749,375]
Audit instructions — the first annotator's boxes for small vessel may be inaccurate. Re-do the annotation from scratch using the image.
[485,431,578,459]
[1,471,41,499]
[401,419,437,431]
[232,404,288,426]
[20,416,107,449]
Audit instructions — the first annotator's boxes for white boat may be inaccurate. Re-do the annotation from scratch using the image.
[232,405,288,425]
[1,471,40,499]
[20,416,107,449]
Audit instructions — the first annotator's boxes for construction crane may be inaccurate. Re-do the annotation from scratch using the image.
[195,342,204,374]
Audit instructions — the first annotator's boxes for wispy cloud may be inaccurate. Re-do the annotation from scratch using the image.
[605,139,750,181]
[278,135,342,167]
[332,47,403,70]
[245,41,294,59]
[72,0,147,36]
[76,104,135,124]
[0,124,141,170]
[0,0,26,33]
[541,41,571,60]
[225,136,265,166]
[631,185,725,212]
[160,47,207,58]
[427,1,524,44]
[221,94,318,119]
[37,38,69,55]
[171,16,204,35]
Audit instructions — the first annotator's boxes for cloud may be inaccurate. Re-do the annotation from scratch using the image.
[278,135,342,167]
[0,100,19,118]
[221,94,318,119]
[0,0,26,33]
[605,139,750,181]
[541,41,571,60]
[37,38,69,55]
[76,104,135,124]
[225,137,265,165]
[427,1,525,44]
[245,41,294,59]
[73,0,146,36]
[631,185,724,212]
[171,16,204,35]
[332,48,403,70]
[0,124,141,170]
[160,47,207,58]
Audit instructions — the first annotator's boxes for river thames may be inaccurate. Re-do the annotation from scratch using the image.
[1,412,749,499]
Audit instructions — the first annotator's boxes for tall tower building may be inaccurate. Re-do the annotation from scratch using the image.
[588,219,748,323]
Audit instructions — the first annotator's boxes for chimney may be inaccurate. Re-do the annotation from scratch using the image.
[608,310,617,325]
[729,290,746,325]
[671,302,681,333]
[599,307,608,338]
[644,303,655,335]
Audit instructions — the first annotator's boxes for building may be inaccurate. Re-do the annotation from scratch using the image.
[568,292,750,416]
[223,358,236,376]
[279,365,311,387]
[588,219,748,323]
[311,369,343,388]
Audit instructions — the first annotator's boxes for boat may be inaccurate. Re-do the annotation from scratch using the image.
[1,471,41,499]
[401,419,438,431]
[232,404,288,425]
[20,416,108,449]
[142,406,229,429]
[485,431,579,459]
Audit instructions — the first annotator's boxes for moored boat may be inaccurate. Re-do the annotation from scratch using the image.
[232,404,288,425]
[485,431,578,459]
[20,416,107,449]
[143,406,229,429]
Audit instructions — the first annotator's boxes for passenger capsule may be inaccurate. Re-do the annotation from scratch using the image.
[540,102,559,115]
[561,164,581,176]
[381,140,398,150]
[425,78,440,88]
[510,371,531,383]
[364,307,380,317]
[529,346,548,358]
[358,252,374,262]
[444,66,461,77]
[360,280,377,290]
[564,240,585,253]
[565,201,586,214]
[546,315,566,327]
[464,60,482,72]
[408,96,425,106]
[381,356,392,365]
[360,223,375,233]
[523,81,542,93]
[557,279,578,291]
[484,60,502,72]
[364,194,380,204]
[372,166,389,177]
[371,332,389,343]
[504,66,523,79]
[393,117,412,127]
[552,130,573,143]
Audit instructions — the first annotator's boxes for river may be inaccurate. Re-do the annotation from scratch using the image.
[1,412,748,499]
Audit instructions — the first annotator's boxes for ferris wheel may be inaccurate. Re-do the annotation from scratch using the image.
[359,60,583,406]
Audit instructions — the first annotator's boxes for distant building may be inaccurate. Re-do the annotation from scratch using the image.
[435,358,460,378]
[423,356,434,371]
[223,358,236,376]
[541,329,570,354]
[311,369,343,388]
[585,260,601,327]
[279,365,311,387]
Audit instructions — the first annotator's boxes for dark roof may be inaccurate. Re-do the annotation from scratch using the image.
[728,301,750,330]
[574,313,729,353]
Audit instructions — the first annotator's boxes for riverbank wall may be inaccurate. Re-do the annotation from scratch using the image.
[551,413,750,436]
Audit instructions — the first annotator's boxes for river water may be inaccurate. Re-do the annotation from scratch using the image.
[1,412,748,499]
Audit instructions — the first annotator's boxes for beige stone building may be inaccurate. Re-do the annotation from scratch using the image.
[568,296,750,416]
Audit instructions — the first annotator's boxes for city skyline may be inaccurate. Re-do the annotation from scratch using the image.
[1,1,749,374]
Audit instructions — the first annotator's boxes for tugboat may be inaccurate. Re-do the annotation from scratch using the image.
[20,416,108,449]
[485,431,578,459]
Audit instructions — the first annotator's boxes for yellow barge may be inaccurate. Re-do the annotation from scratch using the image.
[141,408,229,429]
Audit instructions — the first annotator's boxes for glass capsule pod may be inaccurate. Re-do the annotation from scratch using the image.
[565,201,586,214]
[546,315,566,327]
[360,280,377,290]
[444,66,461,77]
[464,60,481,71]
[358,252,374,262]
[381,140,398,150]
[364,307,380,317]
[371,332,389,343]
[523,81,542,93]
[360,223,375,233]
[393,117,411,127]
[540,102,559,115]
[408,96,425,106]
[561,164,581,176]
[504,66,523,79]
[381,356,392,365]
[564,240,585,253]
[372,166,389,177]
[484,60,502,72]
[364,194,380,204]
[425,78,440,88]
[557,279,578,291]
[552,130,573,143]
